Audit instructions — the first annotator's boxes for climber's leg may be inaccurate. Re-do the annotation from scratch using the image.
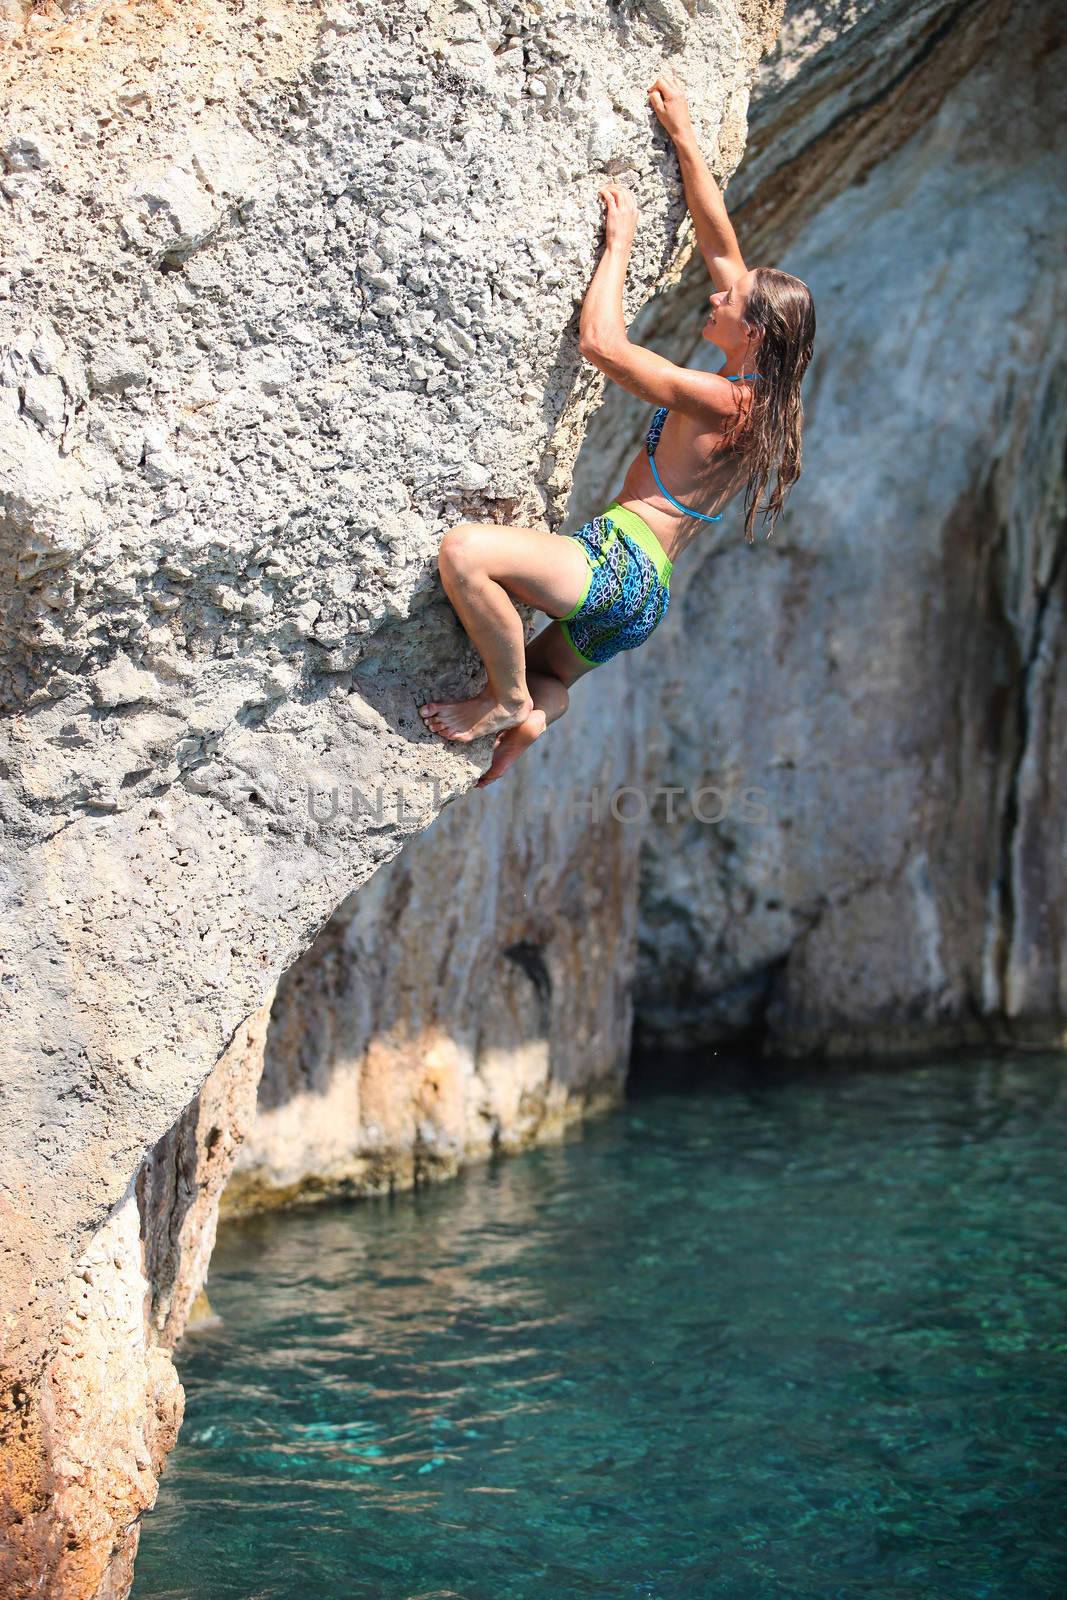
[475,624,599,787]
[475,669,565,787]
[419,521,592,744]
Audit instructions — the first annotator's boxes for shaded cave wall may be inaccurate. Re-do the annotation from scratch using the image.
[627,0,1066,1056]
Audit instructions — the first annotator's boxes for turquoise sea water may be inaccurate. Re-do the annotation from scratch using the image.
[131,1053,1067,1600]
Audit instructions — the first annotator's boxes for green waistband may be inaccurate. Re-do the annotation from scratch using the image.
[603,500,673,582]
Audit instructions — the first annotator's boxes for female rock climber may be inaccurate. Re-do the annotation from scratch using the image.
[419,68,816,787]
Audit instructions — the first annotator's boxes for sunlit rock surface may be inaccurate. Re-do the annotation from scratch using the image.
[3,1000,271,1600]
[0,0,782,1590]
[225,681,650,1213]
[7,0,1063,1589]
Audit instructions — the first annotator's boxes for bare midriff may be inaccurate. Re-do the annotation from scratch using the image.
[613,404,751,565]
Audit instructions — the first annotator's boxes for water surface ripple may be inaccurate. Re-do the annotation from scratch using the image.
[132,1054,1067,1599]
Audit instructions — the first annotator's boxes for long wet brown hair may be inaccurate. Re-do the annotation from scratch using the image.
[720,266,816,545]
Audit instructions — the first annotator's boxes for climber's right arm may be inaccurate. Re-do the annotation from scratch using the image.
[648,71,748,293]
[673,137,748,292]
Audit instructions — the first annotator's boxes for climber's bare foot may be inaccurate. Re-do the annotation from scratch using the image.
[475,709,548,786]
[419,689,534,743]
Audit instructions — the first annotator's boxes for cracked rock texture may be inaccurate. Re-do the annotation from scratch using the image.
[0,0,782,1591]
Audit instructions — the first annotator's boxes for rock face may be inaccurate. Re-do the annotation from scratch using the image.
[0,0,782,1591]
[225,661,656,1212]
[3,1001,272,1600]
[222,0,1067,1223]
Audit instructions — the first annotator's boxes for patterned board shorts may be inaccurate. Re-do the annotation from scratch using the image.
[556,499,674,666]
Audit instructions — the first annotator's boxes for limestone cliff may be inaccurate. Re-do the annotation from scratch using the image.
[0,0,782,1591]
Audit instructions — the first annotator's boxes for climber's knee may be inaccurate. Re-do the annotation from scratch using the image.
[438,523,486,582]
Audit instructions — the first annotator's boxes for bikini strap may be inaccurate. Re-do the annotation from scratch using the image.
[647,449,723,523]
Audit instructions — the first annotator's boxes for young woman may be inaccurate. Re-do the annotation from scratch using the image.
[419,68,816,788]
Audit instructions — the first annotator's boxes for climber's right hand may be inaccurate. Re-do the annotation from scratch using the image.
[648,69,694,142]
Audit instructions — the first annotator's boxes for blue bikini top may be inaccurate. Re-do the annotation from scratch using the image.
[646,373,763,523]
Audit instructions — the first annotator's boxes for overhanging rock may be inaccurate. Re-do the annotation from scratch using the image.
[0,0,783,1589]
